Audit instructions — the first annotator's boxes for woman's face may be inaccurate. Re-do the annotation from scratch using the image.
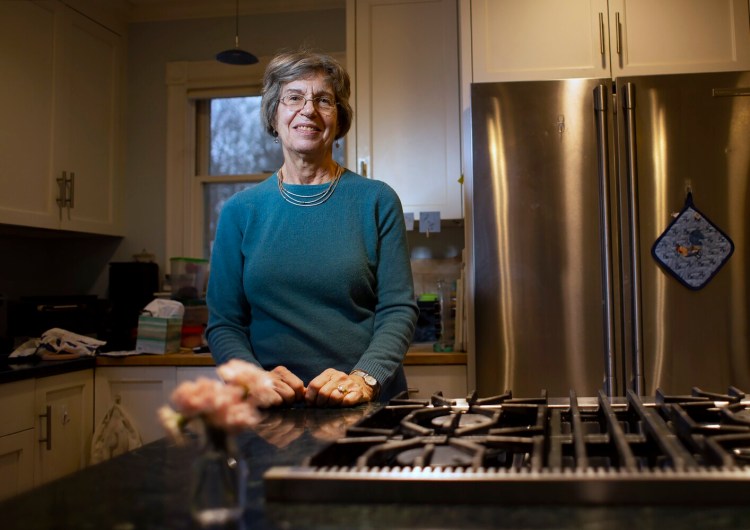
[275,73,338,162]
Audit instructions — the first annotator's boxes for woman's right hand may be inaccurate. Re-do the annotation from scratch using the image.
[265,365,306,407]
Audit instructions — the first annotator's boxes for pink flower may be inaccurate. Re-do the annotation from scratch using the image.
[159,360,275,440]
[216,359,276,408]
[207,401,261,434]
[170,378,244,418]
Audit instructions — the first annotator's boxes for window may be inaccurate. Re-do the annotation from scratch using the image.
[165,55,346,265]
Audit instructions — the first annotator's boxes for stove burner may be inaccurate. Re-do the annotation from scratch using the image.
[430,412,493,430]
[265,386,750,505]
[395,444,476,467]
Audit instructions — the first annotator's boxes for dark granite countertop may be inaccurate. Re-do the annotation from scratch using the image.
[2,404,750,530]
[0,355,95,384]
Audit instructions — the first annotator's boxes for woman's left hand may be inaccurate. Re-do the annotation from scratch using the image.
[305,368,374,407]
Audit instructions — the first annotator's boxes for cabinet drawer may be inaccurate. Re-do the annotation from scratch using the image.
[0,429,35,501]
[0,380,35,437]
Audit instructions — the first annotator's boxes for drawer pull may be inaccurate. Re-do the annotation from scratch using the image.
[38,405,52,451]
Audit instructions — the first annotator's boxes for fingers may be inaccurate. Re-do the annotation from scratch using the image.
[304,369,370,407]
[267,366,306,406]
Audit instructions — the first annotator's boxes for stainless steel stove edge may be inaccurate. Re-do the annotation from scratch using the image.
[263,465,750,505]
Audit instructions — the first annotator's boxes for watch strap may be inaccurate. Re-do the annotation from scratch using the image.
[350,369,380,398]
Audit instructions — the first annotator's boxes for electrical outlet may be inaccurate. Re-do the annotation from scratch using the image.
[419,211,441,235]
[404,212,415,231]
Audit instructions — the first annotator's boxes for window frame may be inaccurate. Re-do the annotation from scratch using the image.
[166,59,266,264]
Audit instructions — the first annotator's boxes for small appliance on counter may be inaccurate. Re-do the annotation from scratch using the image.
[3,294,106,357]
[104,261,160,351]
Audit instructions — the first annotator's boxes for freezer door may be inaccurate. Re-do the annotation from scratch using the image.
[471,78,618,398]
[617,71,750,395]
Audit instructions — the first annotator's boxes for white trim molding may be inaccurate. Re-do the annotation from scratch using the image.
[165,59,267,265]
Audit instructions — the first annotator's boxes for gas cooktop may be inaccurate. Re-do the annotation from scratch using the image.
[264,388,750,505]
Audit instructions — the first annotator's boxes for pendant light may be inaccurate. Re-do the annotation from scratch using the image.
[216,0,258,65]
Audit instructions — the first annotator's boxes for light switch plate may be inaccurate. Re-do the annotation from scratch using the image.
[419,211,441,234]
[404,212,415,231]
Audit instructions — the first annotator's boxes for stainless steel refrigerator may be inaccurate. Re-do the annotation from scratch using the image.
[471,71,750,398]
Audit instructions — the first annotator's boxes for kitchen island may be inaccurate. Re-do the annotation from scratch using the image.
[2,404,750,530]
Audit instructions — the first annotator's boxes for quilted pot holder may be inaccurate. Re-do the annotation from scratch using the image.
[651,192,734,290]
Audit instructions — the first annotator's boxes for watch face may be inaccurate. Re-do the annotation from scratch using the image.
[363,374,377,387]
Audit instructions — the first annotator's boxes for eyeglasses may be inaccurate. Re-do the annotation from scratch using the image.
[279,94,337,114]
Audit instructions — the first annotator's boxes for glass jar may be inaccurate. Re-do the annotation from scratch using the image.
[190,424,247,525]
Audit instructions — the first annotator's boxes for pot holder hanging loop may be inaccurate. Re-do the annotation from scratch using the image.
[651,192,734,290]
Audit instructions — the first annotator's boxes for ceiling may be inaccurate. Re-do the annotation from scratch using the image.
[125,0,345,22]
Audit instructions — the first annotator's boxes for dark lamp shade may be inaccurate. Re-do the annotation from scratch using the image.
[216,48,258,65]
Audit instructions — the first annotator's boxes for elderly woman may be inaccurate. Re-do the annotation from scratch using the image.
[206,49,418,407]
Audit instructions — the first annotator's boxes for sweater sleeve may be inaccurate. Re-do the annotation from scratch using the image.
[205,197,260,368]
[353,185,419,386]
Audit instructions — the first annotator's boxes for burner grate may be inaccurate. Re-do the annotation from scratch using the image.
[265,387,750,505]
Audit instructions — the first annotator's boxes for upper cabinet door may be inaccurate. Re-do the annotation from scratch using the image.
[0,1,59,230]
[56,6,123,234]
[469,0,750,82]
[0,1,123,235]
[608,0,750,76]
[470,0,611,82]
[351,0,463,219]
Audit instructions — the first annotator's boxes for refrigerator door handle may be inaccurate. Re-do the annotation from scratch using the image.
[621,82,645,395]
[593,84,616,397]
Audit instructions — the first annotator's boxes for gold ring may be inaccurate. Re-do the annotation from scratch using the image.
[337,384,349,394]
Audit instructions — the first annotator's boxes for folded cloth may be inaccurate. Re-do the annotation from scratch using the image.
[8,328,106,359]
[90,399,142,464]
[39,328,106,357]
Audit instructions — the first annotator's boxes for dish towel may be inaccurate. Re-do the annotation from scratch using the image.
[90,398,143,464]
[651,192,734,290]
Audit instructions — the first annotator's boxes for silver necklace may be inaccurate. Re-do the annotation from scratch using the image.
[277,164,343,207]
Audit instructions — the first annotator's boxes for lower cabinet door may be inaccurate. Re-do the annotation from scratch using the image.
[0,429,35,501]
[34,370,94,486]
[94,366,177,447]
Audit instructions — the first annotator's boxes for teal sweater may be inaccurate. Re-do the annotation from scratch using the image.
[205,170,418,400]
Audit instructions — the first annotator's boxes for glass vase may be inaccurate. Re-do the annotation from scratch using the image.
[190,424,247,526]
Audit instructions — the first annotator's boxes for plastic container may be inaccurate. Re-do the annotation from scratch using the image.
[435,279,455,352]
[170,257,209,300]
[181,325,205,349]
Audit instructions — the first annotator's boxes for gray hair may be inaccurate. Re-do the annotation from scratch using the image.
[261,49,353,141]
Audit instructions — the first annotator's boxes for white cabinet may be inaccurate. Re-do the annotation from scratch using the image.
[94,367,177,447]
[94,366,220,447]
[468,0,750,82]
[404,364,468,398]
[0,372,93,499]
[348,0,463,219]
[0,380,35,501]
[33,370,94,486]
[0,0,123,235]
[607,0,750,77]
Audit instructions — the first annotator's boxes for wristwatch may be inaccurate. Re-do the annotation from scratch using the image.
[350,369,380,399]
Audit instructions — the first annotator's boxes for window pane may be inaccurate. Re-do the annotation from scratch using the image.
[208,96,346,176]
[210,97,282,175]
[203,181,259,256]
